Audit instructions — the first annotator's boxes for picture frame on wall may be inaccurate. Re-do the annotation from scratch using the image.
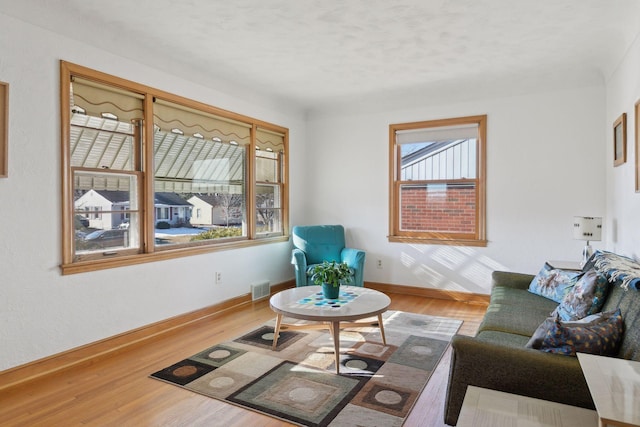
[636,100,640,192]
[0,81,7,178]
[613,112,627,167]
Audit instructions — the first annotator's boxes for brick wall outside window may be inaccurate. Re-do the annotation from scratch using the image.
[401,185,476,233]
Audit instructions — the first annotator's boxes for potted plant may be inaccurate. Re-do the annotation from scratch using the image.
[309,260,353,299]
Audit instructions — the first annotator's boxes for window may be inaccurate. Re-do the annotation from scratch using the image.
[61,61,289,274]
[255,128,286,237]
[389,115,487,246]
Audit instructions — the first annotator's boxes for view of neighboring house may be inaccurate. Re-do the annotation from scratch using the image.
[153,192,193,227]
[75,190,193,229]
[188,193,243,226]
[401,139,476,181]
[74,190,130,230]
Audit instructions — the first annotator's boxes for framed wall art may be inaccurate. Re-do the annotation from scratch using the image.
[0,81,7,178]
[613,112,627,167]
[636,100,640,192]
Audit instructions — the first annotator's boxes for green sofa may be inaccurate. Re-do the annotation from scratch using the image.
[444,255,640,426]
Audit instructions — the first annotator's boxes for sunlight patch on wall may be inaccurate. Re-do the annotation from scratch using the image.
[460,261,492,284]
[400,251,416,267]
[476,255,508,271]
[399,244,509,292]
[414,263,448,288]
[431,246,471,270]
[401,251,447,287]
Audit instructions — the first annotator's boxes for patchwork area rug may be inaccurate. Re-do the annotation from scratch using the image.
[151,310,462,427]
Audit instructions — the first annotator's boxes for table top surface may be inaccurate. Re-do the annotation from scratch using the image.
[457,386,598,427]
[269,286,391,322]
[577,353,640,426]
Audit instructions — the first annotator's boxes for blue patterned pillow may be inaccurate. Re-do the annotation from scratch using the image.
[552,268,610,321]
[528,263,581,303]
[526,309,623,357]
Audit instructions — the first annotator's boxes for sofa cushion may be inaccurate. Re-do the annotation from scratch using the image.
[601,284,640,360]
[528,263,581,303]
[526,309,623,357]
[475,330,532,348]
[552,268,610,321]
[491,285,560,310]
[480,286,559,336]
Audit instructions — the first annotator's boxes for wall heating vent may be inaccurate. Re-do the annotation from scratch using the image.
[251,281,271,301]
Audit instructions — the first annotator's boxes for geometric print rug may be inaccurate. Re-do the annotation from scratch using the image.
[150,310,462,427]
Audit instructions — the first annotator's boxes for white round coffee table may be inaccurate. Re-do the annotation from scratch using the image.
[269,285,391,374]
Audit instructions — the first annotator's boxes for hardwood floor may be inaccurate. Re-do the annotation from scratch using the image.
[0,292,487,427]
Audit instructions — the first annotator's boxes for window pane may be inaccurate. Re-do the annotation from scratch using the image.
[399,182,476,234]
[256,150,278,182]
[255,128,284,237]
[401,138,476,181]
[153,125,247,246]
[256,184,281,235]
[70,78,142,171]
[73,171,139,254]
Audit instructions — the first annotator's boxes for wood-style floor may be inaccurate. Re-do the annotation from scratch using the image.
[0,292,487,427]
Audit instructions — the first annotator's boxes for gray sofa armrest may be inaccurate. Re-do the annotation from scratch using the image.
[444,334,593,426]
[491,270,535,290]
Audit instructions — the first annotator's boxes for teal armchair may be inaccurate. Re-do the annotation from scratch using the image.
[291,225,366,287]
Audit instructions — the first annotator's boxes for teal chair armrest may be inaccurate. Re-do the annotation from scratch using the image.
[291,248,309,286]
[341,247,366,286]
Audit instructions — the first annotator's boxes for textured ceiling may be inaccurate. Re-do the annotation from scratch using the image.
[2,0,640,111]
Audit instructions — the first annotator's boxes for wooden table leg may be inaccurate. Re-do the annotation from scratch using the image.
[331,321,341,374]
[272,314,283,350]
[377,313,387,346]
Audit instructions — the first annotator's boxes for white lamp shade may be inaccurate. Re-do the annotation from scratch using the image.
[573,216,602,241]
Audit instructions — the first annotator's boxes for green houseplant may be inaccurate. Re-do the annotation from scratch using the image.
[309,260,353,299]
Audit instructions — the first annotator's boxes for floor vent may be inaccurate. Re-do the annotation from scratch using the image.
[251,281,271,301]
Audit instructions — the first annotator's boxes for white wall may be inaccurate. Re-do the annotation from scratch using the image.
[0,10,616,373]
[306,86,607,294]
[605,31,640,258]
[0,14,306,371]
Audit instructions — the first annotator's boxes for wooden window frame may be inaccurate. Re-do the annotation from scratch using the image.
[60,61,289,275]
[388,115,487,247]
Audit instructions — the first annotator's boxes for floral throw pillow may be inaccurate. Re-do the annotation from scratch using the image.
[528,263,581,303]
[552,268,610,321]
[526,309,623,357]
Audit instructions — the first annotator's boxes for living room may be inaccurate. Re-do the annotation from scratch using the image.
[1,1,640,426]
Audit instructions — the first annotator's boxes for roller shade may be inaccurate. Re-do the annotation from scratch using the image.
[256,127,285,152]
[154,98,251,145]
[396,123,478,145]
[71,77,144,122]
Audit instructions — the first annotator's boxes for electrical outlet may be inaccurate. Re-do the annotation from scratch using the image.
[215,271,222,284]
[377,259,383,269]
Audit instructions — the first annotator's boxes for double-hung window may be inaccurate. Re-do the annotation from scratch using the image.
[61,61,288,274]
[255,128,286,237]
[389,115,487,246]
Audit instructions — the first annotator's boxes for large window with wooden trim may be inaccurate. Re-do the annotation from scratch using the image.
[389,115,487,246]
[61,61,288,274]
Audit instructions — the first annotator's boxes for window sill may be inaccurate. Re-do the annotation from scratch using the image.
[61,235,290,275]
